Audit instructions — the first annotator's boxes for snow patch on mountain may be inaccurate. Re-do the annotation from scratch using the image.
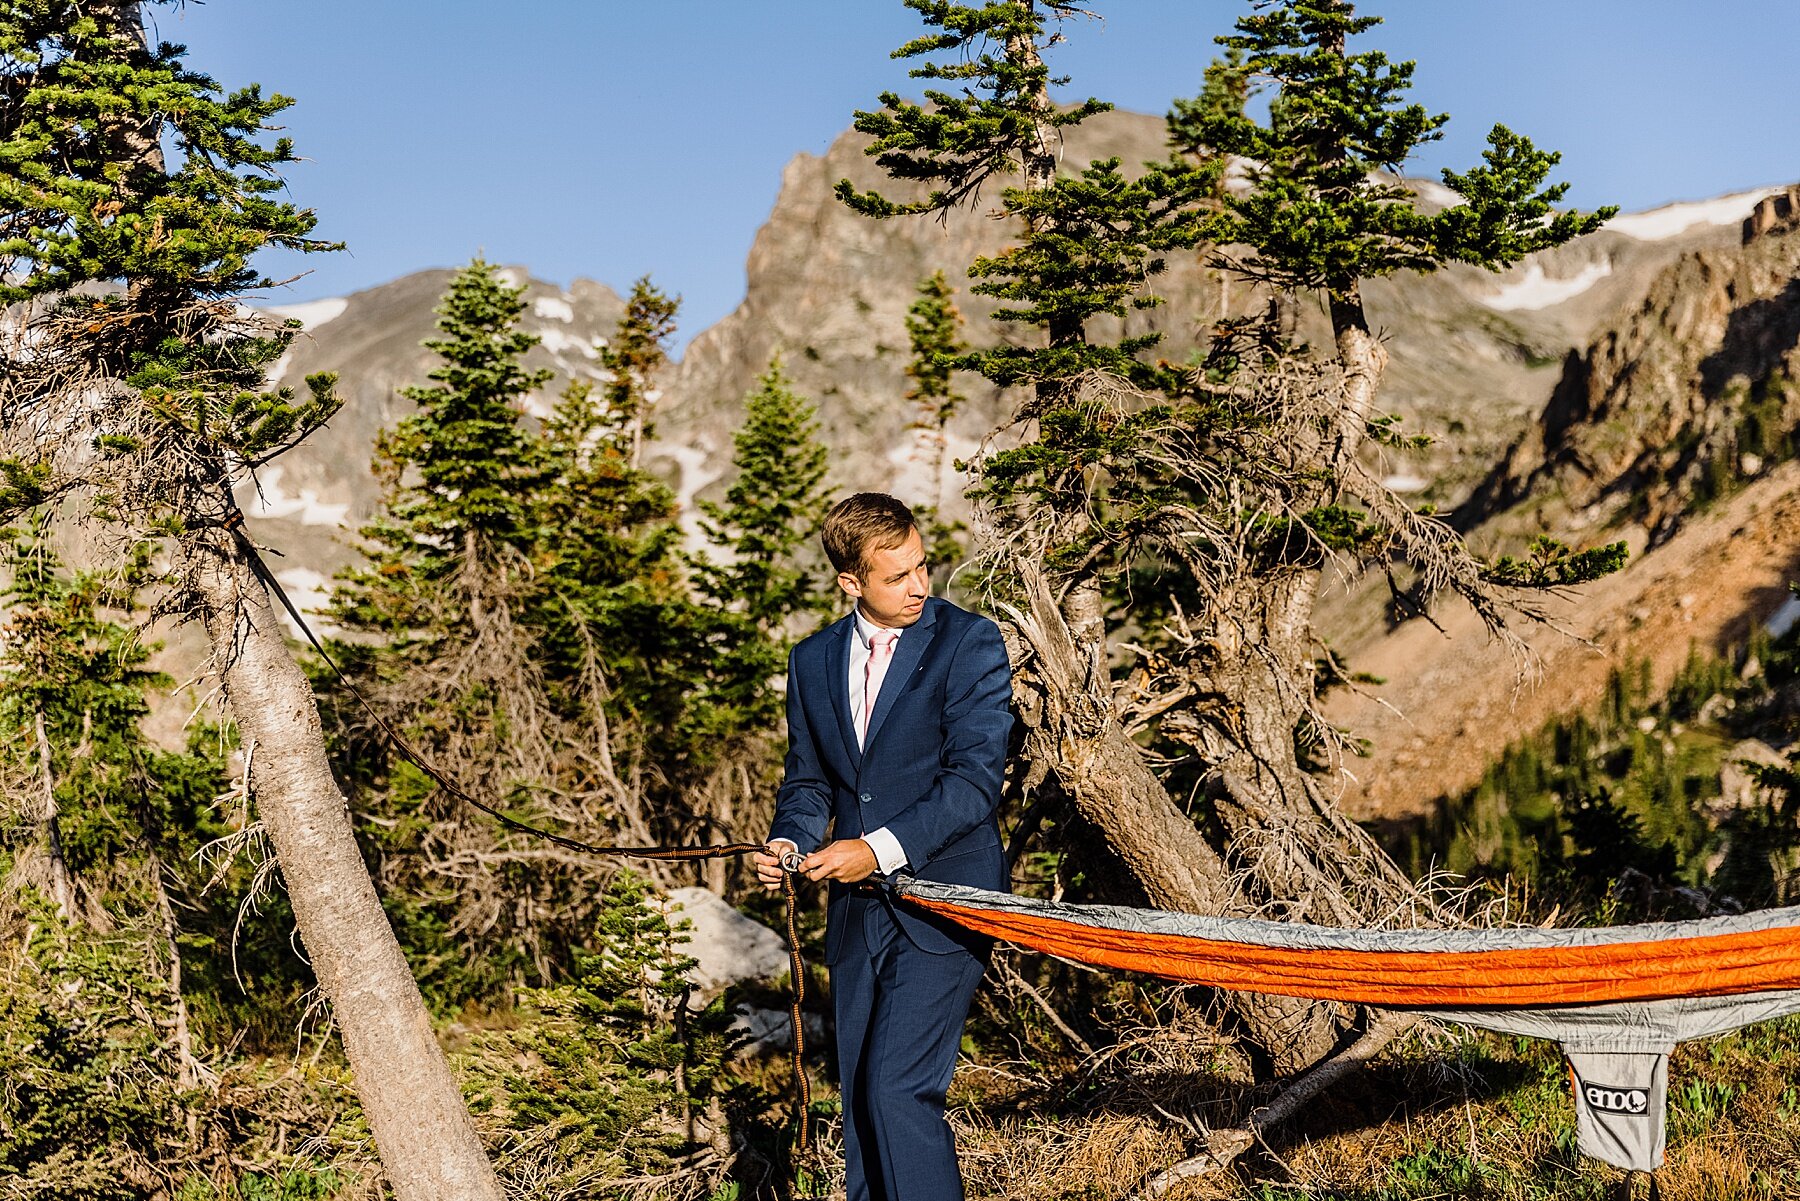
[1483,259,1613,311]
[534,296,575,323]
[1381,472,1430,494]
[1605,188,1775,241]
[1409,179,1463,209]
[885,435,979,511]
[538,327,599,360]
[266,297,349,331]
[659,441,724,537]
[237,465,351,527]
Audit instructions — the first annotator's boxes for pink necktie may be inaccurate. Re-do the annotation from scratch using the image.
[859,630,897,746]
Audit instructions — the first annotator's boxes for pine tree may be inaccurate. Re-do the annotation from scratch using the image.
[325,260,617,1008]
[845,0,1626,1119]
[461,873,741,1190]
[333,258,549,635]
[905,271,966,500]
[533,282,699,760]
[0,7,504,1194]
[0,522,226,1085]
[0,522,339,1191]
[1167,47,1249,315]
[903,272,971,565]
[390,259,551,558]
[0,892,198,1199]
[693,358,833,732]
[0,524,223,918]
[842,0,1218,650]
[597,276,680,468]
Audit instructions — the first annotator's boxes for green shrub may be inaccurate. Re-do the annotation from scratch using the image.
[460,872,751,1198]
[0,893,198,1199]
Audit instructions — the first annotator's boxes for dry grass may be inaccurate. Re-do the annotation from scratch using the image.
[933,1015,1800,1201]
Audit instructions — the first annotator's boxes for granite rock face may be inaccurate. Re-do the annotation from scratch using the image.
[1744,186,1800,244]
[1460,192,1800,547]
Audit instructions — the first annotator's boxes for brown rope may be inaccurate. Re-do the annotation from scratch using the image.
[220,506,819,1167]
[783,869,813,1159]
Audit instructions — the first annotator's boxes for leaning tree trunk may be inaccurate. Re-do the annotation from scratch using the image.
[1001,562,1230,914]
[183,525,504,1201]
[1196,565,1436,1073]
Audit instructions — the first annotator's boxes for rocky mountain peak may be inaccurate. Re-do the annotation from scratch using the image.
[247,118,1784,644]
[1745,185,1800,244]
[1459,186,1800,549]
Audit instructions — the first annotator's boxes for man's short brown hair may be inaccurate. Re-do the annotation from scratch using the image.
[821,493,917,580]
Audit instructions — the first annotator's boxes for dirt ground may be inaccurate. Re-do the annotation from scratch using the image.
[1322,460,1800,823]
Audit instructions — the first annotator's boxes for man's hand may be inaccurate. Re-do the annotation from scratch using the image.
[799,838,878,885]
[754,840,796,893]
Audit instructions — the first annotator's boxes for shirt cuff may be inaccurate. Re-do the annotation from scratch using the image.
[861,827,908,875]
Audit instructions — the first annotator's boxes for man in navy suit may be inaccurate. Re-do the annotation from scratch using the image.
[754,492,1012,1201]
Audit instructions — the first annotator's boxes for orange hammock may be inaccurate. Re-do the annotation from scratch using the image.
[900,884,1800,1007]
[895,879,1800,1175]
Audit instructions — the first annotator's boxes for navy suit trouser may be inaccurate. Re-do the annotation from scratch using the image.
[832,893,986,1201]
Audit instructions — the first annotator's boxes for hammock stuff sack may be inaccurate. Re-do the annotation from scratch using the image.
[897,879,1800,1173]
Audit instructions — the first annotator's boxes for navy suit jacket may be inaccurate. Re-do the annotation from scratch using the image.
[770,595,1013,963]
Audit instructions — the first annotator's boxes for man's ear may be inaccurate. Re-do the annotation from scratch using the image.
[837,571,864,600]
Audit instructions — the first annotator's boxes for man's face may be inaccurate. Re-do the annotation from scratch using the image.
[839,528,929,628]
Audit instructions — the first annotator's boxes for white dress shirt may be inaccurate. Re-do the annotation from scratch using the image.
[771,608,910,876]
[848,610,909,874]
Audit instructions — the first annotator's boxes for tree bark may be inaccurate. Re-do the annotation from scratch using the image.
[1003,558,1228,914]
[981,0,1440,1088]
[182,525,503,1201]
[31,708,80,923]
[148,853,202,1094]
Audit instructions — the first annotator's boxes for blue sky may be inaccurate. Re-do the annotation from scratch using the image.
[164,1,1800,343]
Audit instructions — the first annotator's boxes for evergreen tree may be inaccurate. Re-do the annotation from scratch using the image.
[325,266,751,999]
[903,272,971,565]
[844,0,1626,1111]
[1166,46,1248,315]
[0,523,332,1192]
[389,259,551,559]
[533,283,702,767]
[842,0,1218,643]
[0,524,226,917]
[333,258,549,634]
[325,260,612,1007]
[693,358,833,732]
[905,271,967,492]
[0,522,217,1076]
[461,873,742,1192]
[0,893,198,1200]
[0,6,512,1186]
[596,276,680,468]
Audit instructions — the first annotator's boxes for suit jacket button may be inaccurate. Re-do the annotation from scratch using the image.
[859,793,873,804]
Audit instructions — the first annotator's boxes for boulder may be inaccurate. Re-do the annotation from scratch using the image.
[730,1005,828,1056]
[659,886,790,998]
[1714,739,1789,816]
